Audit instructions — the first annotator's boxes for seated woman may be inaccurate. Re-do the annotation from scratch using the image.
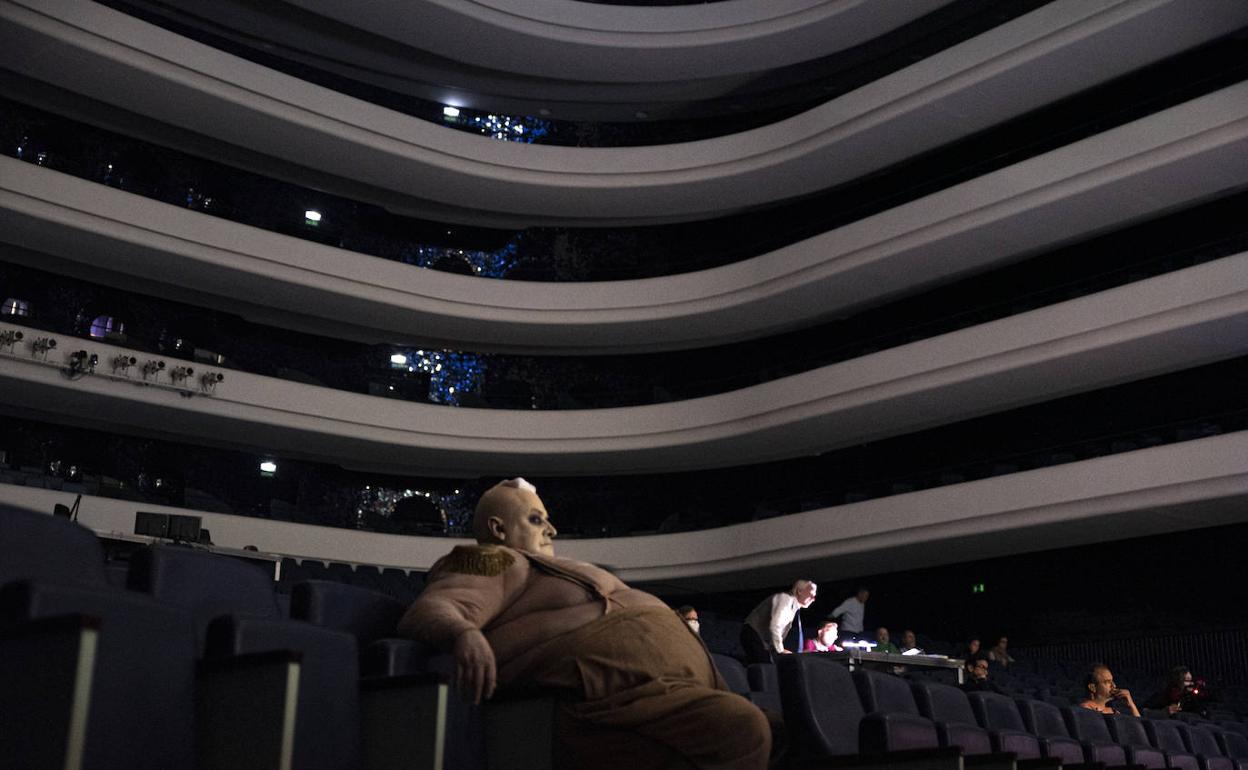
[803,620,842,652]
[986,635,1016,668]
[1080,663,1140,716]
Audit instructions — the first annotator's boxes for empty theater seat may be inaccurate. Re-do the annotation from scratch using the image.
[909,679,996,756]
[851,669,944,753]
[1144,718,1202,770]
[776,654,960,769]
[1014,696,1089,764]
[966,691,1044,759]
[0,505,197,770]
[1106,713,1170,769]
[128,544,363,770]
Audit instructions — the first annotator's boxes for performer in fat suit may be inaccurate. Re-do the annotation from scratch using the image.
[398,478,771,770]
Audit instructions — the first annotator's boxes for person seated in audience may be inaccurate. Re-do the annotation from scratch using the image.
[398,478,770,770]
[676,605,700,635]
[987,635,1016,667]
[741,578,818,664]
[962,656,1006,694]
[959,637,981,661]
[803,619,842,652]
[1146,665,1210,716]
[874,627,901,654]
[900,629,924,654]
[1079,663,1140,716]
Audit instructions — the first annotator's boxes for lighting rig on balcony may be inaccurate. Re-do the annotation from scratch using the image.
[0,329,22,350]
[31,336,57,359]
[66,350,99,376]
[200,371,225,392]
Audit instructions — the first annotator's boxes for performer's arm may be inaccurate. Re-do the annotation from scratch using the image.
[398,547,525,703]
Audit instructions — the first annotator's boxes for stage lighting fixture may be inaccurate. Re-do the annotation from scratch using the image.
[170,365,194,382]
[200,371,224,391]
[113,354,137,372]
[141,359,165,379]
[67,350,99,375]
[0,329,22,349]
[31,336,56,352]
[390,353,407,366]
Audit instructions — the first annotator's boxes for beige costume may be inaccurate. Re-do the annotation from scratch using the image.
[400,544,770,770]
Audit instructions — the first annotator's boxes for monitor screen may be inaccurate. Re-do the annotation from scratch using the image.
[134,511,169,538]
[166,514,202,543]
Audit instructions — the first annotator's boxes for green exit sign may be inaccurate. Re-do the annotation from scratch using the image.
[971,583,986,594]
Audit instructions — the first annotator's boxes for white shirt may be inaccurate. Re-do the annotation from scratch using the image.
[830,596,865,633]
[745,592,801,653]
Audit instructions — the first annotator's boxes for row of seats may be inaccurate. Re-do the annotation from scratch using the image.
[1,505,447,770]
[6,504,1246,770]
[774,654,1248,770]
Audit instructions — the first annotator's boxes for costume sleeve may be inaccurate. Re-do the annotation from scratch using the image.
[767,593,791,653]
[396,545,527,649]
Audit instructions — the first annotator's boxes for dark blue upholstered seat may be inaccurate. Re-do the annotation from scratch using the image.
[966,690,1043,759]
[0,505,196,770]
[1107,713,1170,769]
[1061,705,1129,765]
[852,669,943,753]
[1014,696,1088,764]
[909,679,996,755]
[129,544,361,770]
[1145,717,1202,770]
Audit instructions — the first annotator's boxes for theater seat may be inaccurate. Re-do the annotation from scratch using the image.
[129,544,362,770]
[909,679,996,756]
[0,505,197,770]
[1187,724,1238,770]
[1145,717,1202,770]
[1061,705,1129,766]
[776,654,960,770]
[852,669,943,753]
[1107,713,1170,769]
[1015,696,1089,764]
[966,691,1044,759]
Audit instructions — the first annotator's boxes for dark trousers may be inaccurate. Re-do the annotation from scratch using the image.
[740,625,773,665]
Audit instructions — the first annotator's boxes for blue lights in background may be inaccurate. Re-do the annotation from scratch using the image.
[393,347,487,406]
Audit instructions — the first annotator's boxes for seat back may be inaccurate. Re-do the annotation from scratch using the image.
[1018,697,1073,738]
[1063,705,1115,743]
[1,579,198,770]
[711,653,751,696]
[777,653,864,756]
[854,669,922,715]
[748,662,779,696]
[0,504,108,587]
[128,545,279,653]
[968,690,1028,731]
[1189,725,1229,757]
[290,580,407,647]
[911,680,979,725]
[1109,712,1156,748]
[1147,717,1194,754]
[1218,729,1248,759]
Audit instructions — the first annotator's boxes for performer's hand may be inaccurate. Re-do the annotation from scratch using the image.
[453,629,497,704]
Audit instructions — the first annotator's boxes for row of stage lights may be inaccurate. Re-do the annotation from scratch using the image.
[0,329,225,392]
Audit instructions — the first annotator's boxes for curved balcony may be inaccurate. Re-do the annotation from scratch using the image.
[1,431,1243,589]
[3,0,1244,225]
[4,81,1248,353]
[1,256,1244,476]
